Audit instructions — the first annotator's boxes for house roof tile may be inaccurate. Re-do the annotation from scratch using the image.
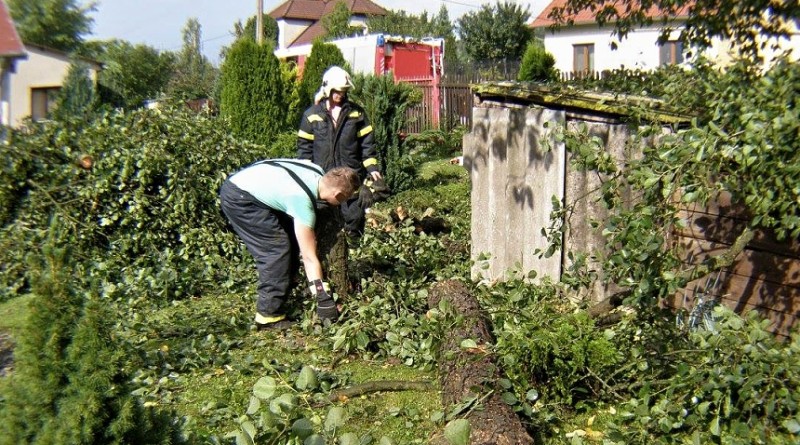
[269,0,387,48]
[269,0,386,21]
[0,0,26,58]
[532,0,692,28]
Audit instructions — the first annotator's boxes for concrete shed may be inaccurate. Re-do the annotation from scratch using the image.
[462,81,799,337]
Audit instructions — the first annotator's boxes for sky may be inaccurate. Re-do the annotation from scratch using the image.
[89,0,551,65]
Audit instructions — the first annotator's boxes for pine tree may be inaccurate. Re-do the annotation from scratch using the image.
[219,38,287,147]
[517,41,557,82]
[53,60,97,121]
[296,40,349,115]
[0,225,181,444]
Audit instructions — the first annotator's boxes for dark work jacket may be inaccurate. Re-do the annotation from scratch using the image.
[296,99,378,177]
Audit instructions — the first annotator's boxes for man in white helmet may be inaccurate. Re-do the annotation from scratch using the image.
[297,66,383,237]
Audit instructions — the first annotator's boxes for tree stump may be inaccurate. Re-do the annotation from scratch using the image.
[315,207,350,299]
[427,280,534,445]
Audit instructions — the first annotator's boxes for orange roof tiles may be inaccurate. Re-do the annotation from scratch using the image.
[532,0,692,28]
[269,0,387,48]
[0,0,25,57]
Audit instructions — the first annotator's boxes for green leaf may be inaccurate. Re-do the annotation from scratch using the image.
[525,389,539,401]
[782,419,800,433]
[292,418,314,439]
[304,434,325,445]
[296,365,318,391]
[324,406,348,431]
[501,392,518,405]
[246,396,261,415]
[253,376,277,400]
[460,339,478,349]
[709,416,721,436]
[338,432,360,445]
[444,419,471,445]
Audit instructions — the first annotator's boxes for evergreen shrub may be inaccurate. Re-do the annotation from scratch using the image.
[219,38,288,147]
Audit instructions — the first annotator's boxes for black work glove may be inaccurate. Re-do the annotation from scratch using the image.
[309,279,338,321]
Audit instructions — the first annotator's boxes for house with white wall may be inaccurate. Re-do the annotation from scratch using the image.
[7,43,101,126]
[532,0,800,76]
[0,0,26,127]
[532,0,692,76]
[268,0,387,51]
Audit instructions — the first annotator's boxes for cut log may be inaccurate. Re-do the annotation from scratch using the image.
[427,280,534,445]
[315,207,350,299]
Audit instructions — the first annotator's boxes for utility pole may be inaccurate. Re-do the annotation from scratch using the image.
[256,0,264,45]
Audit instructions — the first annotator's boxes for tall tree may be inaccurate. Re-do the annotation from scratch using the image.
[52,60,97,120]
[167,18,217,100]
[235,14,279,46]
[548,0,800,62]
[8,0,96,53]
[219,38,287,146]
[296,40,349,113]
[367,6,455,40]
[322,1,362,40]
[91,40,176,109]
[456,1,533,62]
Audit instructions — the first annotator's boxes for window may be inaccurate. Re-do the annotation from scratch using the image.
[30,87,60,121]
[573,44,595,75]
[659,40,684,65]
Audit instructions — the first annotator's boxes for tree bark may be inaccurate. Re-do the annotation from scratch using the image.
[427,280,534,445]
[315,207,350,299]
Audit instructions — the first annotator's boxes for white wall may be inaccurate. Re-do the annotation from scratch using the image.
[8,46,99,126]
[543,23,683,73]
[277,18,312,49]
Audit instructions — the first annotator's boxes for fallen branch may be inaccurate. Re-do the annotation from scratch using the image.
[327,380,435,403]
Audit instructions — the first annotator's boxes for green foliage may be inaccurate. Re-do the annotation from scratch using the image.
[351,74,421,193]
[296,41,349,113]
[517,40,557,82]
[92,40,176,109]
[549,0,800,62]
[367,5,454,40]
[405,126,466,161]
[166,18,217,100]
[8,0,95,52]
[238,13,279,46]
[0,231,180,444]
[219,38,289,146]
[0,106,265,302]
[456,1,533,62]
[52,60,97,121]
[321,1,362,40]
[605,308,800,444]
[481,281,623,413]
[557,58,800,307]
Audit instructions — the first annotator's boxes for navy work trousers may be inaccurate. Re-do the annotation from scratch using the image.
[219,180,299,316]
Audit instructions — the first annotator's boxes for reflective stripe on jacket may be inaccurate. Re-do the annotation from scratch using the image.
[296,100,377,175]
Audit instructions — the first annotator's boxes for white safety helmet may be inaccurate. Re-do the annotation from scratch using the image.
[321,66,353,98]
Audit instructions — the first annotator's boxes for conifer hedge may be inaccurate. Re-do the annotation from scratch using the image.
[219,38,288,147]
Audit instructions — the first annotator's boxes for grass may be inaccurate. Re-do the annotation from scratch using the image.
[0,294,35,333]
[134,292,443,443]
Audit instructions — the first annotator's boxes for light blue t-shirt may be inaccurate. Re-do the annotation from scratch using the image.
[229,159,323,228]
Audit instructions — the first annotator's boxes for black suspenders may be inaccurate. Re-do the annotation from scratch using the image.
[256,160,321,205]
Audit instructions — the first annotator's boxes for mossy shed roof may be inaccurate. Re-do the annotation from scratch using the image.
[472,81,692,125]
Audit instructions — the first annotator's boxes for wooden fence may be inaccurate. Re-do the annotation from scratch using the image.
[403,61,520,133]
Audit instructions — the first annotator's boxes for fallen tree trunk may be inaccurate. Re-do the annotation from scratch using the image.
[427,280,533,445]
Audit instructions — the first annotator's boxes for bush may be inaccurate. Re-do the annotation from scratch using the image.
[296,40,349,115]
[0,234,181,444]
[351,74,421,193]
[517,41,556,82]
[219,38,288,146]
[0,106,266,302]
